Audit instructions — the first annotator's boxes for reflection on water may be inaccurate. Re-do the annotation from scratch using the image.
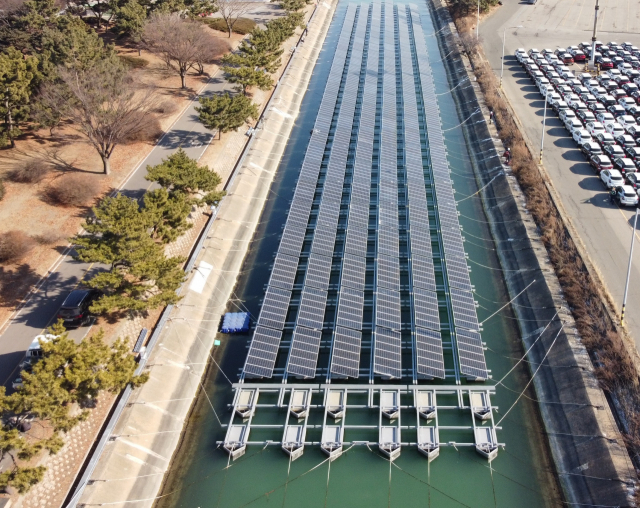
[157,1,562,507]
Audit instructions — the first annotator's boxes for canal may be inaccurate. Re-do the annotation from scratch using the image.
[157,1,562,506]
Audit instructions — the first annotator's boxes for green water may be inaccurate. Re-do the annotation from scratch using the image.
[157,1,562,506]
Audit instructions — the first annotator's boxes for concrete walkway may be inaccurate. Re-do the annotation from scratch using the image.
[77,2,337,506]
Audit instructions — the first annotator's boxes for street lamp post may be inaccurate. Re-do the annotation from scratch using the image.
[539,94,548,164]
[500,26,523,89]
[621,208,639,327]
[476,0,480,40]
[589,0,600,70]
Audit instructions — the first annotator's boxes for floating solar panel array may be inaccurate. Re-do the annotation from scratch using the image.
[397,7,444,380]
[329,3,381,379]
[372,2,402,380]
[408,5,488,381]
[243,5,358,379]
[286,7,370,379]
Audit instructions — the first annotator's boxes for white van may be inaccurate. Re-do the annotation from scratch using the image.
[26,334,55,358]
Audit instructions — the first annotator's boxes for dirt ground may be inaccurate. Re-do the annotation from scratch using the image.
[0,28,243,328]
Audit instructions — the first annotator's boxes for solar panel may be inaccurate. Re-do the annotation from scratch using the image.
[344,226,369,256]
[310,226,337,258]
[415,328,445,379]
[335,287,364,330]
[278,224,306,258]
[373,327,402,379]
[330,326,362,378]
[243,326,283,378]
[269,253,299,291]
[411,256,437,292]
[376,255,400,291]
[377,228,399,258]
[296,286,327,330]
[450,287,480,331]
[341,254,367,291]
[256,286,291,330]
[286,326,322,378]
[456,328,488,380]
[413,288,440,331]
[305,252,332,290]
[375,288,401,330]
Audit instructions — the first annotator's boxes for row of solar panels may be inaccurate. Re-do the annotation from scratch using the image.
[329,2,383,379]
[371,2,403,380]
[286,7,371,379]
[397,6,445,380]
[243,5,359,379]
[408,5,488,380]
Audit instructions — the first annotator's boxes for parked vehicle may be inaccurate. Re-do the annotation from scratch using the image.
[604,143,626,159]
[612,185,640,206]
[581,141,603,159]
[625,146,640,161]
[56,289,99,328]
[586,121,606,137]
[614,134,637,148]
[601,169,625,188]
[588,102,606,115]
[608,105,627,117]
[515,48,527,63]
[626,172,640,188]
[596,132,616,146]
[597,112,616,125]
[576,110,596,124]
[552,99,569,113]
[573,129,592,146]
[613,157,637,175]
[605,122,626,137]
[590,155,614,172]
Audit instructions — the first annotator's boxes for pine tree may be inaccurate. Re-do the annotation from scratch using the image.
[222,64,273,94]
[145,148,224,205]
[143,187,193,243]
[114,0,147,41]
[73,194,185,313]
[0,48,38,148]
[196,92,259,140]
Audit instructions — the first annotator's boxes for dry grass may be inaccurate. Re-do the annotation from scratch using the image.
[0,231,37,264]
[451,12,640,465]
[44,173,102,207]
[123,114,163,144]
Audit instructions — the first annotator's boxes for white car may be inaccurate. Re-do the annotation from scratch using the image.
[547,92,561,105]
[585,79,600,93]
[536,77,550,92]
[613,185,640,206]
[586,121,605,137]
[605,122,626,137]
[596,112,616,125]
[573,129,592,146]
[515,48,527,63]
[561,70,576,80]
[560,109,577,124]
[565,117,582,133]
[618,115,638,130]
[600,169,625,188]
[619,97,637,110]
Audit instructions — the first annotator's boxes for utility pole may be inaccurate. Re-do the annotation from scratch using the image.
[621,208,639,327]
[539,94,548,164]
[589,0,600,70]
[500,26,523,89]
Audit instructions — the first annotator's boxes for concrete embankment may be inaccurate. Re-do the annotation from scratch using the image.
[73,2,338,506]
[428,0,636,505]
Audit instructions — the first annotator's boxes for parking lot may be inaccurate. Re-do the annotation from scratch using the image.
[480,0,640,351]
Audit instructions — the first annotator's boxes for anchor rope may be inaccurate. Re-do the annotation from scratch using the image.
[282,448,293,508]
[186,321,234,387]
[496,324,563,427]
[323,454,331,508]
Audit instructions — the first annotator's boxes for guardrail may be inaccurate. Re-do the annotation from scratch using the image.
[65,5,322,506]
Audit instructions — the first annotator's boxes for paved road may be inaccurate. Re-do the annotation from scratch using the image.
[480,0,640,350]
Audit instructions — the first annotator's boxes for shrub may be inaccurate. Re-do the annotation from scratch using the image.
[200,17,256,35]
[8,160,51,184]
[152,100,179,116]
[0,231,36,264]
[45,173,102,207]
[118,55,150,69]
[123,114,163,143]
[0,179,5,201]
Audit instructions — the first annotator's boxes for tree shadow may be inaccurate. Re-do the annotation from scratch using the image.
[0,264,41,310]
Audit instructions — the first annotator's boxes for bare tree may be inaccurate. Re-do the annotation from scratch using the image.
[215,0,252,37]
[50,57,156,175]
[143,13,224,88]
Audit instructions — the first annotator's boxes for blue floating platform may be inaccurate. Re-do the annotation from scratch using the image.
[221,312,250,333]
